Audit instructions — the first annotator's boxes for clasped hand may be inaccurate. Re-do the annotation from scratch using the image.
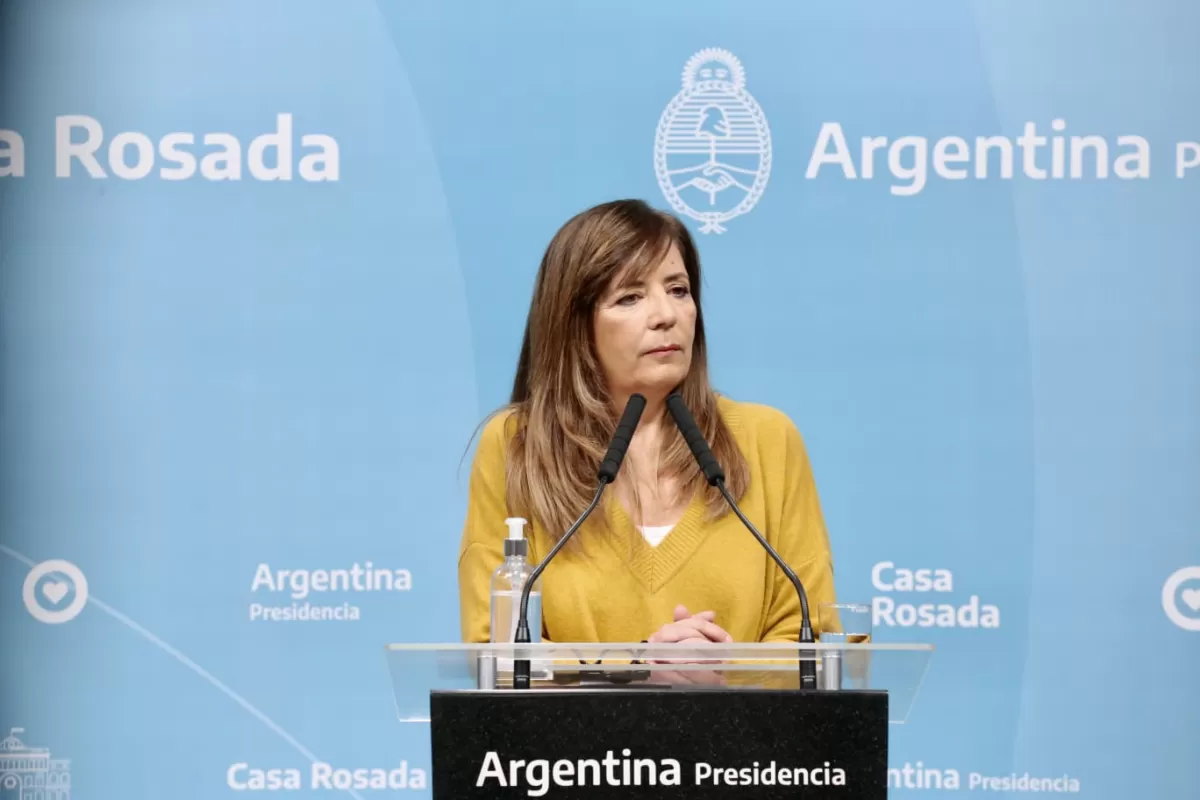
[645,604,730,686]
[647,604,733,644]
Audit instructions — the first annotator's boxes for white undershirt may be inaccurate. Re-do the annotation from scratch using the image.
[638,524,674,547]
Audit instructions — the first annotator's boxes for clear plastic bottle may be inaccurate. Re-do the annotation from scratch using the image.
[490,517,542,643]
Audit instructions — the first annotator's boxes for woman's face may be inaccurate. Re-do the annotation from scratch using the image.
[592,243,697,403]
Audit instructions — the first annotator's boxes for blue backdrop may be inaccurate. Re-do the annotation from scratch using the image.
[1,0,1197,797]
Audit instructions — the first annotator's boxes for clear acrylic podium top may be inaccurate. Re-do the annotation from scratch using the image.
[383,641,933,725]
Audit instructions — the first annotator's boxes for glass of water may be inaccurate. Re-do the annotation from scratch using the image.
[818,602,872,644]
[818,602,873,688]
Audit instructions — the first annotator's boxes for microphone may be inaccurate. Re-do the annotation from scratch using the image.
[665,392,819,690]
[511,393,647,689]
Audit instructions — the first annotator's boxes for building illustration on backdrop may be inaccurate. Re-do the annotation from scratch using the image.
[0,729,71,800]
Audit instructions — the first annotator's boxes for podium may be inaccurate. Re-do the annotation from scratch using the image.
[385,641,932,798]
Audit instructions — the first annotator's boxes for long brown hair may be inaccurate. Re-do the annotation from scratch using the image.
[500,199,749,541]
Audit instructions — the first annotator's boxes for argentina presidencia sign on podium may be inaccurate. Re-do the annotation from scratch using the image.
[385,640,933,798]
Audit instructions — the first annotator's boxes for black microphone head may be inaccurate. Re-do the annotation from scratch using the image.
[597,393,647,482]
[666,392,725,486]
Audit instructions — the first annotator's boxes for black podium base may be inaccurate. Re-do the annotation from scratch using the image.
[430,688,887,799]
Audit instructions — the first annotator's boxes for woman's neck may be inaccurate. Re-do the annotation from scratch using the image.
[617,412,689,527]
[627,413,667,458]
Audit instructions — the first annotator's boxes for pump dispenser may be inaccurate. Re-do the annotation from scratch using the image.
[490,517,542,644]
[503,517,528,558]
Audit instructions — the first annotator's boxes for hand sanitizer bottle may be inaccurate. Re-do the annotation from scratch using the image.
[490,517,542,643]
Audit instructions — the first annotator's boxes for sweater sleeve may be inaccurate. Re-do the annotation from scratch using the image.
[457,412,513,643]
[759,415,838,643]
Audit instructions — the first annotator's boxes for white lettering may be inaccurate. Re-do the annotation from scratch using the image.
[225,763,302,791]
[1017,121,1048,178]
[159,133,197,180]
[248,602,362,622]
[871,562,953,592]
[201,133,242,179]
[288,569,308,599]
[889,136,928,196]
[250,563,276,592]
[53,113,338,181]
[933,136,970,180]
[694,761,846,787]
[476,751,506,788]
[874,595,1000,628]
[299,134,339,181]
[860,135,887,178]
[969,770,1081,792]
[976,136,1014,178]
[227,762,249,790]
[109,131,155,179]
[251,564,412,600]
[1177,142,1200,177]
[1071,135,1109,178]
[1114,136,1150,178]
[871,561,894,590]
[1051,118,1067,177]
[806,122,857,178]
[57,115,106,177]
[248,113,292,180]
[808,121,1150,194]
[310,762,425,790]
[476,751,681,793]
[888,762,961,790]
[526,760,548,797]
[0,130,25,177]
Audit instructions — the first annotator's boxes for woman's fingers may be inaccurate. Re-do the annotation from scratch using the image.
[649,618,732,644]
[687,617,733,642]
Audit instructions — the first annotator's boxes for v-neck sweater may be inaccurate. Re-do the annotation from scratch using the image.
[457,395,837,644]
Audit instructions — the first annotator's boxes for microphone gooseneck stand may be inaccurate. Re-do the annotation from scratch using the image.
[666,392,819,690]
[511,394,647,690]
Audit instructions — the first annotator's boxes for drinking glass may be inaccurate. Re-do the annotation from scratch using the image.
[818,602,872,644]
[818,602,873,689]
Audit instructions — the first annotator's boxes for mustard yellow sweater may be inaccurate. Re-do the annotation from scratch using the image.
[457,396,837,644]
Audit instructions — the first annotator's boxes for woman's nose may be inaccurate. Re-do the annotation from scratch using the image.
[647,291,677,328]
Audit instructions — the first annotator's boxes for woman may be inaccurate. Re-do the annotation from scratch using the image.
[457,198,836,646]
